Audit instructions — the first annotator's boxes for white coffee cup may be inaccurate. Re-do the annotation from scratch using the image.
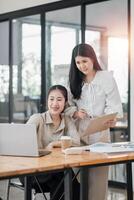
[60,136,72,150]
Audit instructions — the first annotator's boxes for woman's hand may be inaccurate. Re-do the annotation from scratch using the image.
[104,118,117,129]
[46,141,61,150]
[73,109,88,119]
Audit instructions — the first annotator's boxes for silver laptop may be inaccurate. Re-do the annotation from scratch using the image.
[0,123,51,157]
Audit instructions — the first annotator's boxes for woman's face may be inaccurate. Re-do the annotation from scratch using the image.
[48,89,66,116]
[75,56,94,75]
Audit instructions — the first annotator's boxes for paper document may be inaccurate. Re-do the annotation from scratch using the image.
[85,142,134,153]
[82,112,118,136]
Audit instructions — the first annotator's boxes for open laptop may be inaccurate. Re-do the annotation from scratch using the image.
[0,123,51,157]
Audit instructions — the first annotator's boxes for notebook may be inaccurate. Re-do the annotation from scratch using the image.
[0,123,51,157]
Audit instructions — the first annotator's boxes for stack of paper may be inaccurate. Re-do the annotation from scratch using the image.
[86,142,134,153]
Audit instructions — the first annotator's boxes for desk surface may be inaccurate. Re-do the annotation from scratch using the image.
[0,149,134,179]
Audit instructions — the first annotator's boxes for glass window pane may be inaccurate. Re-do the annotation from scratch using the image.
[46,6,81,89]
[12,15,41,123]
[0,21,9,123]
[108,37,128,105]
[86,0,128,124]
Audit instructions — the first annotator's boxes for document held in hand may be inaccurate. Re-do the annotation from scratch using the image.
[81,112,118,136]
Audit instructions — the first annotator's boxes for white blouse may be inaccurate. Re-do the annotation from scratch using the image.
[67,70,123,145]
[68,70,123,118]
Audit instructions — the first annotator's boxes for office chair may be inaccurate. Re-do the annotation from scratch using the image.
[7,170,80,200]
[6,172,68,200]
[6,177,49,200]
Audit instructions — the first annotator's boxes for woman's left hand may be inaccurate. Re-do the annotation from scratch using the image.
[104,118,117,128]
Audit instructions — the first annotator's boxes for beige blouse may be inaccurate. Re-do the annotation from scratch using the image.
[27,111,80,149]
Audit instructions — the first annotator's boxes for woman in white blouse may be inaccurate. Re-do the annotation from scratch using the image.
[68,43,123,200]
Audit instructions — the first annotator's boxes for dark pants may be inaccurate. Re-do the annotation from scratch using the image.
[20,171,80,200]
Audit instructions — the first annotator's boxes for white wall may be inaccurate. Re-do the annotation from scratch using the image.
[0,0,59,14]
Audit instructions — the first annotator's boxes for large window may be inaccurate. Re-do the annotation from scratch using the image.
[0,0,129,127]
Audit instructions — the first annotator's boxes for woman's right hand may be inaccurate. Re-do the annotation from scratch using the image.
[73,109,88,119]
[46,141,61,150]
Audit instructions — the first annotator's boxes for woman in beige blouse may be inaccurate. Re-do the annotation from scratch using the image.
[20,85,80,200]
[27,85,80,149]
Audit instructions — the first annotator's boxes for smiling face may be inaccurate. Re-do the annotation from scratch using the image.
[48,89,66,117]
[75,56,94,76]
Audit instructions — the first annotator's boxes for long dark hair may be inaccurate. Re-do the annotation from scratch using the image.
[47,85,68,102]
[69,43,102,99]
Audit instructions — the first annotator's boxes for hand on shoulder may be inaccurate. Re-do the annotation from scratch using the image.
[73,109,88,120]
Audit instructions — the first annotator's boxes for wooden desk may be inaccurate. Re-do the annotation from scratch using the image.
[0,149,134,200]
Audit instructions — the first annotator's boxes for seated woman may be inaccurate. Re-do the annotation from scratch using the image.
[20,85,80,200]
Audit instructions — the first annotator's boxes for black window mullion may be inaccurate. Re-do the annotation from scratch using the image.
[81,3,86,43]
[9,19,13,122]
[127,0,131,141]
[40,12,46,113]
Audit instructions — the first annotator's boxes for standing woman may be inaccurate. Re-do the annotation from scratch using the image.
[68,43,123,200]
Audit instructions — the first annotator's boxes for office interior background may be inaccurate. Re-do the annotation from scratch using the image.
[0,0,134,193]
